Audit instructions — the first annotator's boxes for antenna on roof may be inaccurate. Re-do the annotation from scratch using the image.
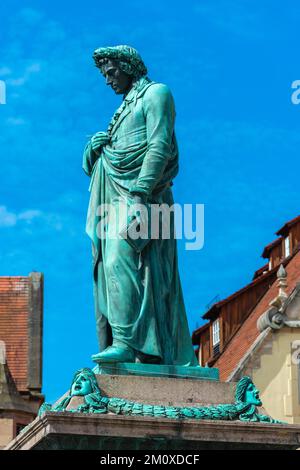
[205,294,221,311]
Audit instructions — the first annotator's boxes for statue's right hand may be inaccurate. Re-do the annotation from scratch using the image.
[91,131,110,151]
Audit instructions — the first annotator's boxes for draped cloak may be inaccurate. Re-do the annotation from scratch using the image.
[83,76,197,366]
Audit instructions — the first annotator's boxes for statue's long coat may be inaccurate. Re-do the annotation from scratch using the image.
[83,76,197,365]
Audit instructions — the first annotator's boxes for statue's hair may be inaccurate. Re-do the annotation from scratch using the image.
[93,45,147,79]
[235,376,253,403]
[71,368,101,394]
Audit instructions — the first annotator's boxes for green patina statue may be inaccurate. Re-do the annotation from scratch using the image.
[83,45,197,366]
[39,368,283,424]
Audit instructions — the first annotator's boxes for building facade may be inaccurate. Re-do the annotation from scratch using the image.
[0,272,44,448]
[193,215,300,423]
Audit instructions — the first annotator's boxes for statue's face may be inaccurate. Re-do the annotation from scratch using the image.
[244,382,262,406]
[71,372,93,396]
[101,60,133,95]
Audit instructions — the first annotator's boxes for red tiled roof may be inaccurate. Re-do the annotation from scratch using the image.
[276,214,300,236]
[214,250,300,381]
[0,276,29,392]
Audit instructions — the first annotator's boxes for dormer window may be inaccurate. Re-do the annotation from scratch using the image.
[269,259,272,270]
[212,319,220,356]
[285,236,290,258]
[212,320,220,345]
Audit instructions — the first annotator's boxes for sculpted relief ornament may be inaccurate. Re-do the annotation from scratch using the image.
[39,368,283,424]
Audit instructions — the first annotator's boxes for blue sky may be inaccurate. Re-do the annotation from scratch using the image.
[0,0,299,402]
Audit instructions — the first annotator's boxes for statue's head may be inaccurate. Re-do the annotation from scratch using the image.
[70,368,101,397]
[235,376,262,406]
[93,45,147,95]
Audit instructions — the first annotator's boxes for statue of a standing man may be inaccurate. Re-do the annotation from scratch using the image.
[83,45,197,366]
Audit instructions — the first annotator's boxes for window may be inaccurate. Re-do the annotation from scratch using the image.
[285,236,290,258]
[198,345,202,366]
[212,320,221,357]
[212,320,220,346]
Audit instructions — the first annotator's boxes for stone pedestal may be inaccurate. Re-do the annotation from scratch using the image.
[93,373,232,407]
[5,412,300,450]
[5,373,300,450]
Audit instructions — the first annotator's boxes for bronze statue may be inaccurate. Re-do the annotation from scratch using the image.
[83,45,197,366]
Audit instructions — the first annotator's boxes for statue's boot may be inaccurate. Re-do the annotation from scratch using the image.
[91,342,135,363]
